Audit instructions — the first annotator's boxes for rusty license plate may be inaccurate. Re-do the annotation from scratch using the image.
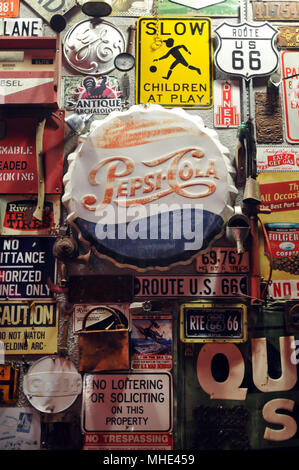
[195,247,250,274]
[252,1,299,21]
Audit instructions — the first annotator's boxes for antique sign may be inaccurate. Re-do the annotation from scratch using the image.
[180,302,247,343]
[258,172,299,300]
[0,0,19,17]
[131,311,173,370]
[195,247,249,274]
[136,17,213,108]
[83,432,173,450]
[0,18,43,36]
[0,301,59,354]
[278,27,299,48]
[0,110,64,194]
[252,1,299,21]
[63,19,125,75]
[0,195,60,235]
[255,92,283,144]
[215,22,279,80]
[73,304,129,332]
[157,0,239,16]
[63,104,237,270]
[22,0,76,23]
[0,37,61,107]
[257,147,299,172]
[281,50,299,143]
[62,75,123,115]
[0,237,56,299]
[135,275,248,297]
[214,80,240,128]
[82,372,173,432]
[0,364,19,404]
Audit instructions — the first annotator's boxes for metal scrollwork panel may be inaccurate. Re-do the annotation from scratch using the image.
[63,19,126,75]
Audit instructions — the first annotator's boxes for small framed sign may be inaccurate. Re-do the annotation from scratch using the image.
[180,302,247,343]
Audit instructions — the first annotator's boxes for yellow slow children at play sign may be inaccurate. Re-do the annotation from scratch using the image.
[136,17,213,109]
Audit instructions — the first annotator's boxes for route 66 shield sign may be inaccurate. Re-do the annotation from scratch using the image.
[215,22,279,80]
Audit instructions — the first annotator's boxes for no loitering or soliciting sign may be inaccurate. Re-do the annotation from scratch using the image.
[136,17,213,109]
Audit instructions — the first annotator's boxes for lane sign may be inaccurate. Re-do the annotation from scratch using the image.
[136,17,213,108]
[215,22,279,80]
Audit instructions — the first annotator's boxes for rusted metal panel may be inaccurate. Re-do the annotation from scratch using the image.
[255,92,283,144]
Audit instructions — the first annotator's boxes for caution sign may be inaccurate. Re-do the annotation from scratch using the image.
[136,17,213,109]
[0,301,58,355]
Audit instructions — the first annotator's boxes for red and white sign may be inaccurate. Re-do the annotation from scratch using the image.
[257,146,299,172]
[269,280,299,299]
[0,37,61,107]
[282,50,299,143]
[0,110,65,194]
[214,80,240,128]
[83,432,173,450]
[0,0,19,18]
[82,372,173,433]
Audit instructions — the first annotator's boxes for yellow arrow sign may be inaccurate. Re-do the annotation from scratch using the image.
[136,17,213,109]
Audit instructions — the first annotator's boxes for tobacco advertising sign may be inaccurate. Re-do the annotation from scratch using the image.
[0,301,59,355]
[136,17,213,108]
[0,237,56,299]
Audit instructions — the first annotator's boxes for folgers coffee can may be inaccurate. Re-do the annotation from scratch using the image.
[265,223,299,275]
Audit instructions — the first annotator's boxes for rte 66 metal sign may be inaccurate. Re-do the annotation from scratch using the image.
[215,22,279,80]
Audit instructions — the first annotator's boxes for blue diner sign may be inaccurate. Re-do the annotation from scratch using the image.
[0,237,56,299]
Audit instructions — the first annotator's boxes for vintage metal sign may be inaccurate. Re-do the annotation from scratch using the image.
[63,19,125,76]
[136,17,213,108]
[62,75,123,115]
[258,172,299,299]
[0,110,64,194]
[73,304,129,333]
[214,80,240,128]
[22,0,76,23]
[180,302,247,343]
[169,0,228,10]
[281,51,299,143]
[0,195,60,235]
[83,432,173,450]
[0,237,56,299]
[195,247,250,274]
[134,275,248,298]
[252,1,299,21]
[131,311,173,370]
[63,104,237,270]
[215,22,279,80]
[278,27,299,49]
[157,0,239,16]
[0,37,61,107]
[257,146,299,172]
[0,18,43,36]
[82,372,173,432]
[0,301,58,354]
[0,0,19,17]
[0,364,19,404]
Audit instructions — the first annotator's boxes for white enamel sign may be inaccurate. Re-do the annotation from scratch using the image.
[215,22,279,80]
[169,0,226,8]
[22,0,76,23]
[0,18,43,36]
[282,50,299,143]
[82,372,172,432]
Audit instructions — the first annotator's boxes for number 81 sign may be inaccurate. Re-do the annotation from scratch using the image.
[215,22,279,80]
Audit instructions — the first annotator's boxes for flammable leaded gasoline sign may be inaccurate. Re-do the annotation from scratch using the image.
[136,17,213,109]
